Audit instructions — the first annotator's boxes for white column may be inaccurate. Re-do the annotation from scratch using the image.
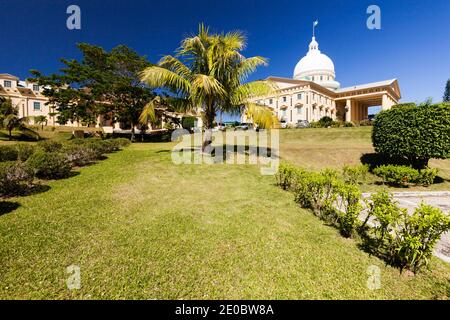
[345,99,352,122]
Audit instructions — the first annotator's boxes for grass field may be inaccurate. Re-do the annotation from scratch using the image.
[1,128,449,299]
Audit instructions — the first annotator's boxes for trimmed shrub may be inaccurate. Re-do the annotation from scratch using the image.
[373,165,438,187]
[362,190,404,245]
[342,164,369,185]
[373,103,450,168]
[181,116,197,130]
[317,116,334,128]
[290,166,362,237]
[113,138,131,148]
[0,161,34,196]
[334,182,362,237]
[373,165,419,187]
[37,140,63,152]
[359,119,373,126]
[62,144,97,167]
[393,203,450,273]
[0,145,19,162]
[15,144,36,161]
[26,151,71,179]
[416,168,438,186]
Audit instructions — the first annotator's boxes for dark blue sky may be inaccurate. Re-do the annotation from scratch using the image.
[1,0,449,104]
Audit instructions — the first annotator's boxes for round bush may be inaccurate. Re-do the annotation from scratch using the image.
[37,140,63,152]
[26,151,71,179]
[0,145,19,162]
[15,144,36,161]
[0,161,34,196]
[373,103,450,168]
[62,145,97,167]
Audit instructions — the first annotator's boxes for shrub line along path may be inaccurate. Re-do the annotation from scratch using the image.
[362,191,450,263]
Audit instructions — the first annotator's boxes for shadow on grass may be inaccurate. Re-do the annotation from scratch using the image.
[0,128,40,142]
[360,153,410,170]
[0,201,21,216]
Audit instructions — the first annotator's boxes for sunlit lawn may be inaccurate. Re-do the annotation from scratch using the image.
[1,135,449,299]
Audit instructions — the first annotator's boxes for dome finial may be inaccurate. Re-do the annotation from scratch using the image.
[312,20,319,38]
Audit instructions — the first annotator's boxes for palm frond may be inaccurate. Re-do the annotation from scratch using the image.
[245,103,279,129]
[140,66,191,94]
[232,80,277,105]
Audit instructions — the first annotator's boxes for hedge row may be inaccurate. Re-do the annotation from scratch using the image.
[276,162,450,273]
[0,138,131,197]
[373,165,438,187]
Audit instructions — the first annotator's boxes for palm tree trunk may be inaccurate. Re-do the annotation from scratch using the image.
[131,122,135,142]
[202,103,215,152]
[8,128,12,141]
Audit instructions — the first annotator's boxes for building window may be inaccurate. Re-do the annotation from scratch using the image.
[297,93,302,100]
[33,102,41,111]
[311,76,314,81]
[4,80,12,88]
[320,76,323,81]
[297,107,302,115]
[283,96,287,102]
[269,98,273,104]
[33,84,40,91]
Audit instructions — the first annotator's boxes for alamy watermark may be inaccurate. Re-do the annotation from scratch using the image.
[366,265,381,290]
[171,129,279,176]
[367,5,381,30]
[66,264,81,290]
[66,5,81,30]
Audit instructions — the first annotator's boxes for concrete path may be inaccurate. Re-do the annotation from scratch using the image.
[362,191,450,263]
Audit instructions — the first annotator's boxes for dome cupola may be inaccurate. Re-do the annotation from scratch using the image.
[293,35,340,91]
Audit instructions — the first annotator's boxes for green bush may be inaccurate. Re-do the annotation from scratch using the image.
[0,145,19,162]
[342,164,369,184]
[290,166,361,237]
[63,144,97,167]
[276,162,304,190]
[373,103,450,168]
[317,116,334,128]
[393,203,450,273]
[181,116,196,130]
[112,138,131,148]
[334,182,362,237]
[0,161,34,196]
[37,140,63,152]
[416,168,438,186]
[15,144,36,161]
[373,165,438,187]
[362,190,404,245]
[26,151,71,179]
[373,165,419,187]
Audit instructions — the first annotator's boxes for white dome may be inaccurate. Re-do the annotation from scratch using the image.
[293,37,340,90]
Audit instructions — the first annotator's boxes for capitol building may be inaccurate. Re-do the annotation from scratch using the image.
[249,34,401,125]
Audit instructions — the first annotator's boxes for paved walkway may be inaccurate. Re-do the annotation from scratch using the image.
[362,191,450,263]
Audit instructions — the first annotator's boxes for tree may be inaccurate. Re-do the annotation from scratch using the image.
[372,103,450,168]
[30,43,155,141]
[139,24,277,150]
[443,79,450,102]
[34,115,47,130]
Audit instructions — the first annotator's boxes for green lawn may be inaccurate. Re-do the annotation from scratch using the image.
[1,137,449,299]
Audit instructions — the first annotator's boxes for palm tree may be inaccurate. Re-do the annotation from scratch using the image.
[140,24,278,150]
[34,115,48,130]
[0,98,30,140]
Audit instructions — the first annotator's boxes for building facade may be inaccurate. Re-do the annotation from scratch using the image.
[0,73,58,125]
[247,35,401,125]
